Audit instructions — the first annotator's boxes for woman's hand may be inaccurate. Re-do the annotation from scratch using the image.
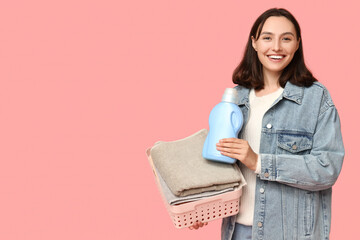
[216,138,258,171]
[188,221,208,230]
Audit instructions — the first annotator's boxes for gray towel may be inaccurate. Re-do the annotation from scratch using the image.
[150,129,244,197]
[154,164,239,205]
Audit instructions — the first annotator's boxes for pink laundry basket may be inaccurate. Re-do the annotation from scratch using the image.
[146,148,244,229]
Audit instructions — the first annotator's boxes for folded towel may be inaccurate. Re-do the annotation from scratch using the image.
[154,163,238,205]
[150,129,244,197]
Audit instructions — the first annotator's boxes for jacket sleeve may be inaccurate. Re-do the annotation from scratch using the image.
[259,105,345,191]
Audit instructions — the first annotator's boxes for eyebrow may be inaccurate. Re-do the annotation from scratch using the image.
[260,31,295,37]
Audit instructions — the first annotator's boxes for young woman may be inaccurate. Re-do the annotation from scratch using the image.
[191,8,345,240]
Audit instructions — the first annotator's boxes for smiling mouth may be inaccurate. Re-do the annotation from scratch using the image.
[267,55,285,60]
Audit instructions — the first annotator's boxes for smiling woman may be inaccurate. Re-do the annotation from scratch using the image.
[252,17,300,84]
[233,8,316,94]
[190,8,345,240]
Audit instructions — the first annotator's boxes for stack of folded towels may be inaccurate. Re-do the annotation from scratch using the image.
[150,129,245,205]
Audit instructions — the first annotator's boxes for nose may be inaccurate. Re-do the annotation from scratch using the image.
[272,39,282,51]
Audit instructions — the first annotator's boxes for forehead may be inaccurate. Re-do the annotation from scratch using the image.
[260,16,296,35]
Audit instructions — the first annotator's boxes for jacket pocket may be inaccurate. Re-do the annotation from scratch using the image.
[277,130,313,154]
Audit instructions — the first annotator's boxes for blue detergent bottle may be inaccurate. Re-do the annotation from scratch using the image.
[203,88,243,164]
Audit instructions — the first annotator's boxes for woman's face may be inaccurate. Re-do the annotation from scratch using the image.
[252,16,300,77]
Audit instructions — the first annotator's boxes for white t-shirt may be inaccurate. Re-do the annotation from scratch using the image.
[236,87,284,226]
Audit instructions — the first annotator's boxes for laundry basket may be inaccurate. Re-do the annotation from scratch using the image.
[146,148,244,229]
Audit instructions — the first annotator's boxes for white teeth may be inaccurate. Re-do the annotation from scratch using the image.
[269,55,284,59]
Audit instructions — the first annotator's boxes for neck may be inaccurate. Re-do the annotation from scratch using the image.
[263,69,281,90]
[255,69,282,97]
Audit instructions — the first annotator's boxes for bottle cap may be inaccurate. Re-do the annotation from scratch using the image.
[221,88,239,104]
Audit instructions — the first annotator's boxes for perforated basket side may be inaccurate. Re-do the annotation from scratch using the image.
[170,197,240,228]
[166,186,242,229]
[146,147,244,229]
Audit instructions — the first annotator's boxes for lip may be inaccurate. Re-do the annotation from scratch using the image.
[267,54,286,62]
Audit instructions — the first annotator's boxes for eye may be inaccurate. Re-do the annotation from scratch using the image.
[262,36,271,40]
[282,37,292,41]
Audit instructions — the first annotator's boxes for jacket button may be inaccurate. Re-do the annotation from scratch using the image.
[266,123,272,129]
[264,172,270,178]
[259,188,265,193]
[257,222,263,227]
[292,145,297,150]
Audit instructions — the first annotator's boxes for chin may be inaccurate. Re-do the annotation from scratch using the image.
[263,66,286,74]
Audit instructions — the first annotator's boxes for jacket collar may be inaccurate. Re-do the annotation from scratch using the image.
[282,81,304,104]
[235,85,250,106]
[235,81,304,106]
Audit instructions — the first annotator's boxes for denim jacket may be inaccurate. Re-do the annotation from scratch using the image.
[221,81,345,240]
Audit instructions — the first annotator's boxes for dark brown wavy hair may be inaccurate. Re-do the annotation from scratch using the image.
[232,8,317,90]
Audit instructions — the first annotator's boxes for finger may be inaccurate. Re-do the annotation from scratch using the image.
[222,138,247,142]
[216,142,242,149]
[219,151,242,161]
[216,146,236,153]
[218,139,247,148]
[217,145,245,154]
[219,138,241,143]
[193,223,199,229]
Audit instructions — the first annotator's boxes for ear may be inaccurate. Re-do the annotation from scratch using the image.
[251,36,257,51]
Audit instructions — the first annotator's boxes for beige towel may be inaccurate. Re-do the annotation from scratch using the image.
[150,129,244,197]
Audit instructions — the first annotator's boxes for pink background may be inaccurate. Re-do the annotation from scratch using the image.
[0,0,358,239]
